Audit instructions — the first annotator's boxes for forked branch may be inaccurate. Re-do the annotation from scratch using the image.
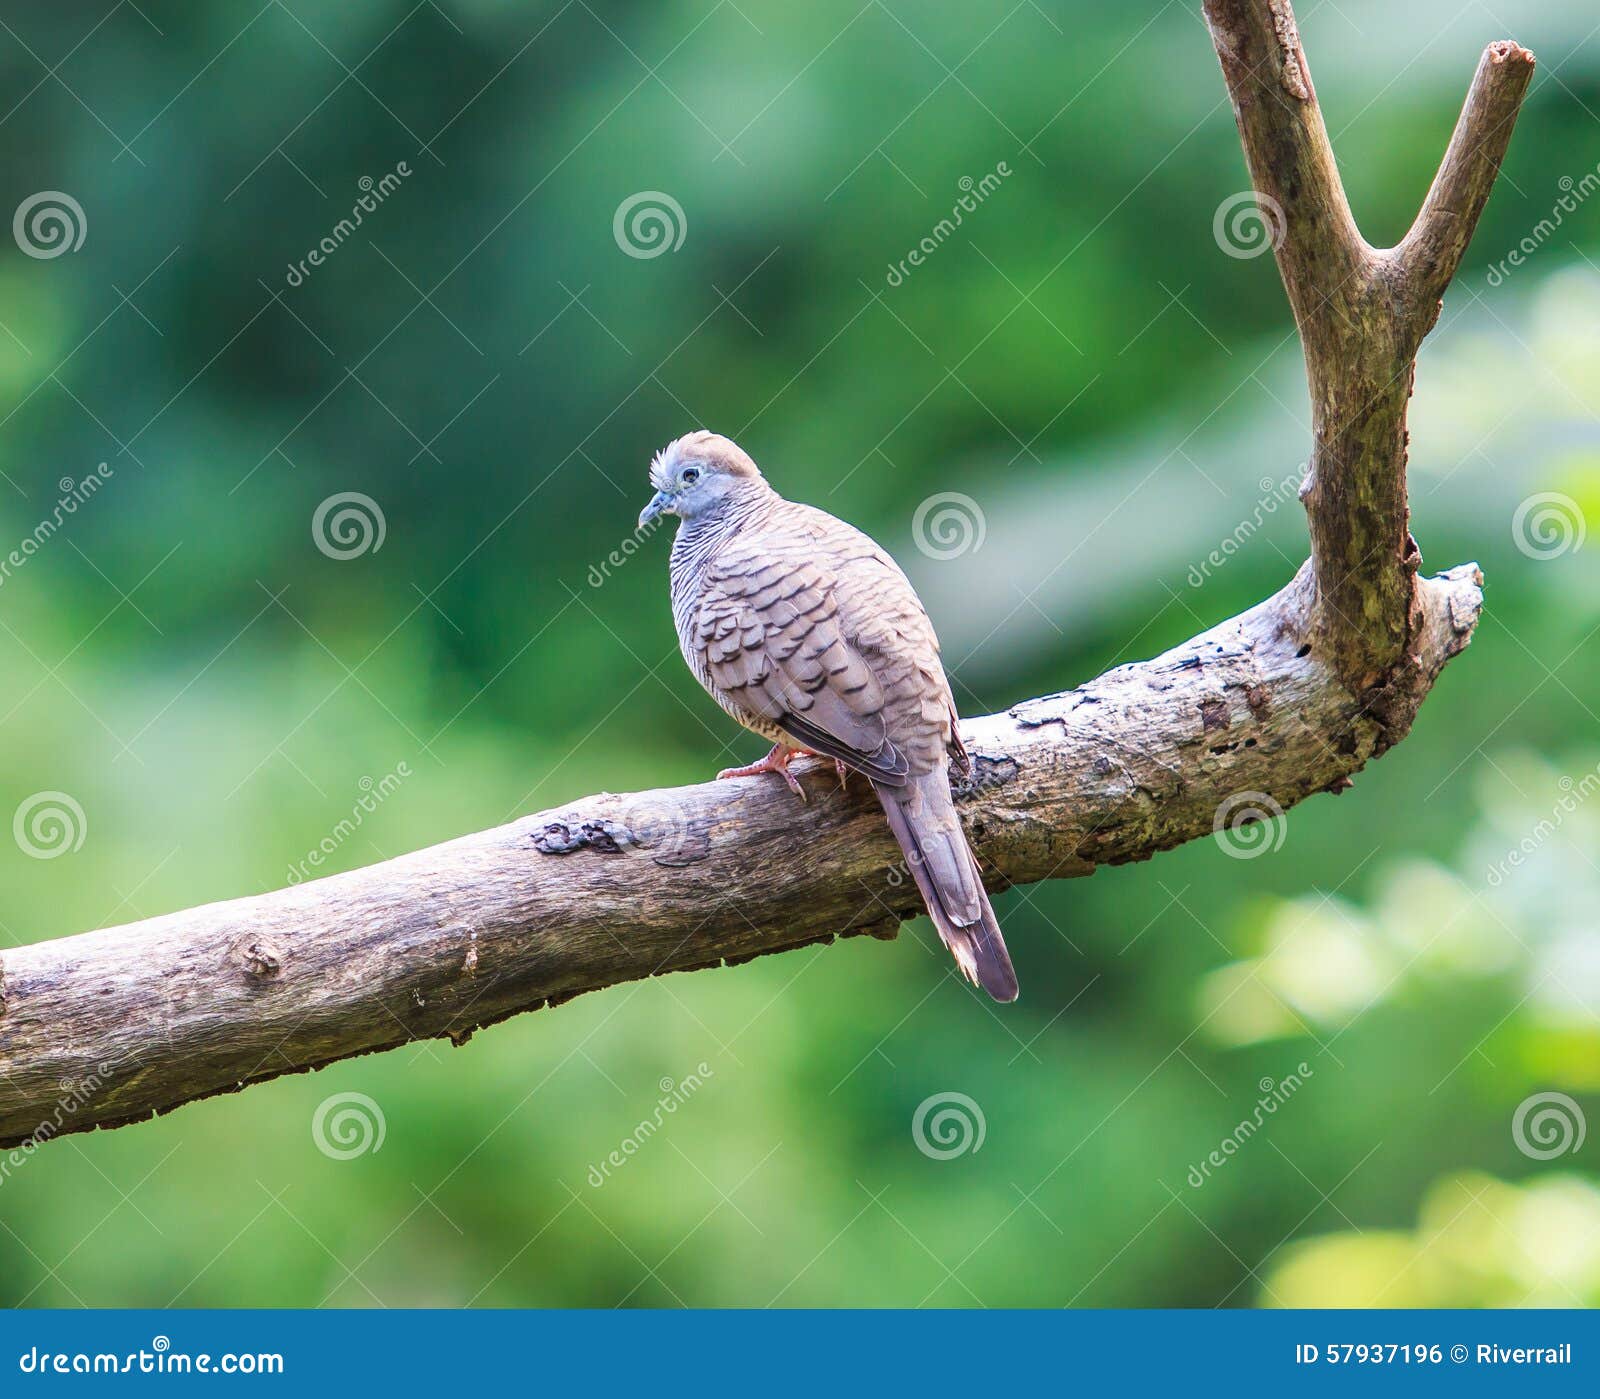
[1204,0,1532,703]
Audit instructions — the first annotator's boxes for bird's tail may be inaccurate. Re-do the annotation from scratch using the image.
[874,771,1019,1002]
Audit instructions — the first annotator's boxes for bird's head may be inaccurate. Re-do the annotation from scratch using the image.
[638,430,763,530]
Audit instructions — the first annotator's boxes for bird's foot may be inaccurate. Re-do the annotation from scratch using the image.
[793,747,851,789]
[716,743,807,802]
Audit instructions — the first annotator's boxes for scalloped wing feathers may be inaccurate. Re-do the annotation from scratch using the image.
[691,505,954,782]
[670,493,1019,1001]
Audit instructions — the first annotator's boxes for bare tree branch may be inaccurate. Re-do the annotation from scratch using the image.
[1203,0,1369,330]
[1398,40,1539,310]
[0,565,1483,1149]
[0,2,1530,1149]
[1203,2,1532,705]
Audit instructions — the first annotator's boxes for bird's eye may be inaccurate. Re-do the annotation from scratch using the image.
[681,467,700,485]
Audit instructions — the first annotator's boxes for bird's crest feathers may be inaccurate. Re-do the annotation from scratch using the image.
[650,430,762,490]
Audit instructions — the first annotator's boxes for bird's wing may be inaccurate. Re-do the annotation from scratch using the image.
[696,530,912,786]
[699,509,1016,999]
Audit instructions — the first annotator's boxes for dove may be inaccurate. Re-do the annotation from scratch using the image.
[638,430,1019,1002]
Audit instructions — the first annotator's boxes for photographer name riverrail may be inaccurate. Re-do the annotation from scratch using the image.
[1476,1343,1572,1365]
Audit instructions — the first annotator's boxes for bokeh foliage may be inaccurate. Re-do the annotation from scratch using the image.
[1,0,1598,1307]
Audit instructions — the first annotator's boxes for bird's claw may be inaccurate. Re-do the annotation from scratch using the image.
[716,744,808,803]
[714,745,852,801]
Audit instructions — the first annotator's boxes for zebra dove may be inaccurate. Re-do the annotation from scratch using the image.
[638,430,1019,1002]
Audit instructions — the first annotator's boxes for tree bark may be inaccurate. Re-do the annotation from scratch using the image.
[0,3,1531,1149]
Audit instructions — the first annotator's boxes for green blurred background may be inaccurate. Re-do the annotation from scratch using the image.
[2,0,1599,1308]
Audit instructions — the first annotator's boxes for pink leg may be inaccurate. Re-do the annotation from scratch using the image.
[717,743,807,801]
[792,746,850,789]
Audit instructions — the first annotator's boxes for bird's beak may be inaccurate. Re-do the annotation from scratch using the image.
[638,490,673,531]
